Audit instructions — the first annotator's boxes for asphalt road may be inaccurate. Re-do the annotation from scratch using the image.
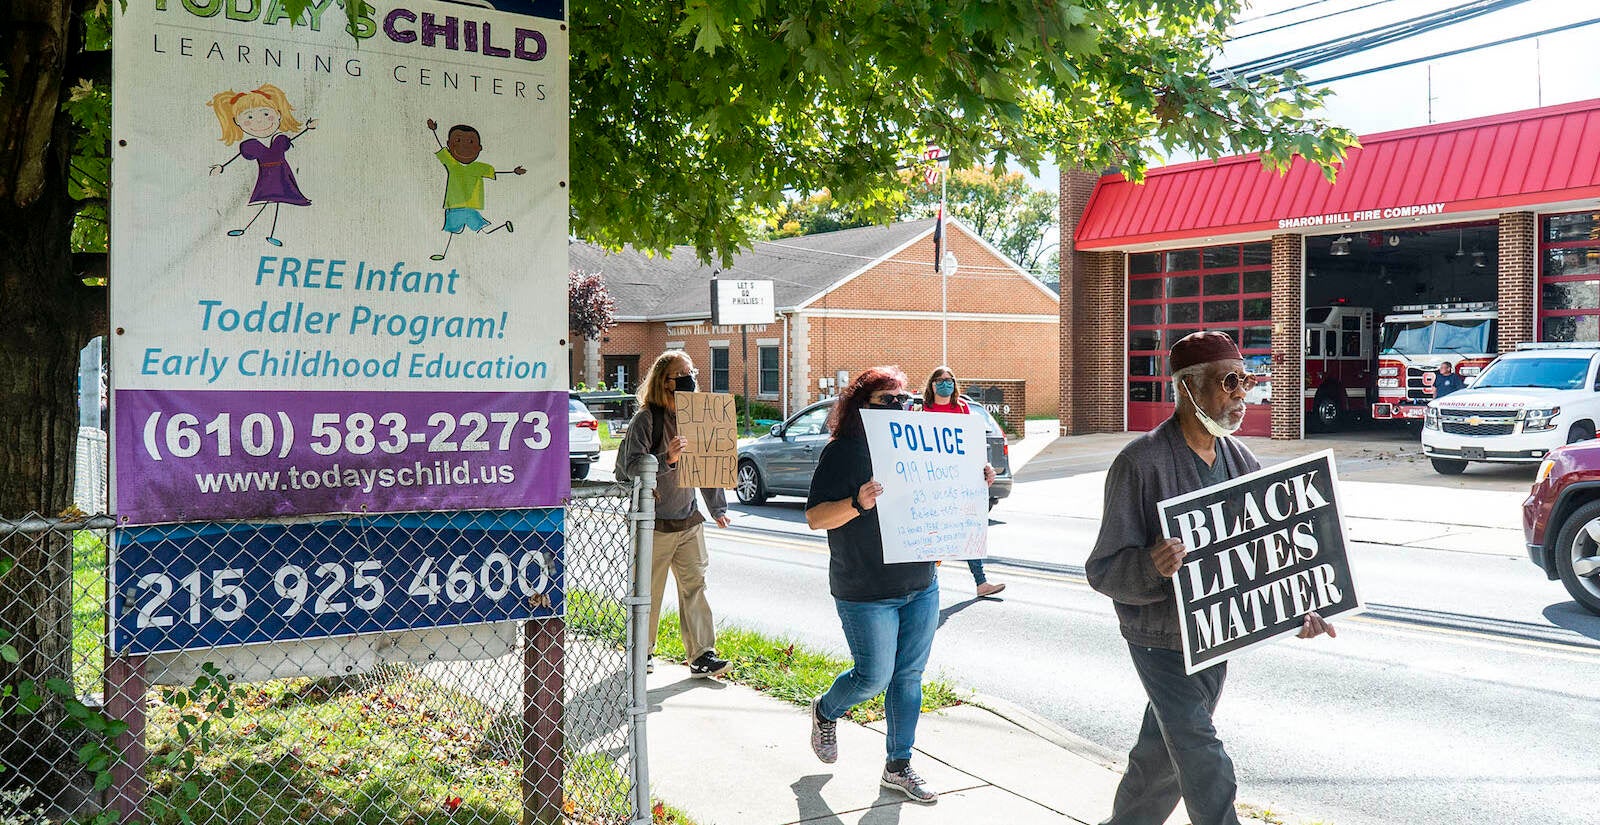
[680,477,1600,825]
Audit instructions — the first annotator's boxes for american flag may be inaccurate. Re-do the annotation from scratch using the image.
[923,144,944,186]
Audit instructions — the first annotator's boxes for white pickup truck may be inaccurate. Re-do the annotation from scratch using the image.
[1421,345,1600,475]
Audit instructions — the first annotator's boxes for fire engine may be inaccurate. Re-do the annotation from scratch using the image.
[1304,305,1374,431]
[1371,301,1499,421]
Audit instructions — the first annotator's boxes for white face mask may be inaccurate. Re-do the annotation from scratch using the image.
[1182,380,1243,437]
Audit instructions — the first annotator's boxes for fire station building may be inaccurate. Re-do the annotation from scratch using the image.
[1059,97,1600,440]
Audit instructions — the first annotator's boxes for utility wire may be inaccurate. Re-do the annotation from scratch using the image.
[1236,0,1340,25]
[1308,15,1600,86]
[1231,0,1405,41]
[1214,0,1535,83]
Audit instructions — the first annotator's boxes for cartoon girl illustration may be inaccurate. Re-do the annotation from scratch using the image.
[207,84,317,247]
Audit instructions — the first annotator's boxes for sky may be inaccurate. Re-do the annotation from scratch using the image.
[1023,0,1600,201]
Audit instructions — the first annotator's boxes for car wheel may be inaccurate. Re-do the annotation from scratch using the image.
[735,460,768,505]
[1567,422,1596,444]
[1430,458,1468,475]
[570,462,590,481]
[1310,392,1342,433]
[1553,499,1600,615]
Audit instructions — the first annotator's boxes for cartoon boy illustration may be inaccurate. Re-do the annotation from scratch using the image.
[208,84,316,247]
[427,119,525,261]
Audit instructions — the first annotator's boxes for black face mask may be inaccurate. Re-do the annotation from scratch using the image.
[672,374,697,392]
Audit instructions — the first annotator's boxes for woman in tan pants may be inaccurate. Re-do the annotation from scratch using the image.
[617,350,732,677]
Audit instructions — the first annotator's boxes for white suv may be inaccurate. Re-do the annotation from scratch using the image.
[1422,345,1600,475]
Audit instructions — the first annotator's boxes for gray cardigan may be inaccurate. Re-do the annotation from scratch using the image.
[1085,416,1261,650]
[615,403,728,522]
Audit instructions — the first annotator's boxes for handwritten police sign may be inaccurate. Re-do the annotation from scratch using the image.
[1158,450,1362,674]
[862,409,988,563]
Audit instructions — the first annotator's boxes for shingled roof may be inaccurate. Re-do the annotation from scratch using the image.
[569,218,939,320]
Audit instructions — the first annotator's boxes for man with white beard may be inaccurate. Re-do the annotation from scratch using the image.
[1086,331,1336,825]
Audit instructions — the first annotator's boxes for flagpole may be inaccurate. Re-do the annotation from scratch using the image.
[940,158,948,366]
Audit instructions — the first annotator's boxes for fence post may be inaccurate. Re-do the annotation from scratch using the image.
[629,456,657,824]
[522,612,565,825]
[104,654,148,819]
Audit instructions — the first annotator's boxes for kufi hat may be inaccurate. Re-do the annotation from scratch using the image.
[1170,331,1243,373]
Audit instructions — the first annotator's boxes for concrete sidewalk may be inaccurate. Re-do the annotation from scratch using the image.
[646,664,1299,825]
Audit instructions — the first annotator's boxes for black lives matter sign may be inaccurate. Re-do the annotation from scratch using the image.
[1158,451,1361,674]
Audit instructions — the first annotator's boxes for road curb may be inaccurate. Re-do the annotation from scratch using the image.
[959,690,1123,770]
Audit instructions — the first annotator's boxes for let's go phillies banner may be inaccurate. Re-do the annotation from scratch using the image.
[110,0,569,524]
[1159,451,1362,674]
[862,409,989,563]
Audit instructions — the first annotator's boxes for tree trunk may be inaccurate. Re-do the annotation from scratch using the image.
[0,0,104,801]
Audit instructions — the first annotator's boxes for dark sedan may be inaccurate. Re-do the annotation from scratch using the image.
[734,397,1013,507]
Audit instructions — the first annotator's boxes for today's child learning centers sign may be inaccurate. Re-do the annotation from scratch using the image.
[862,409,989,564]
[109,0,570,524]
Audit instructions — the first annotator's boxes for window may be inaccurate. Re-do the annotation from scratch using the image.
[1542,212,1600,342]
[786,406,829,436]
[1127,242,1272,409]
[710,347,730,393]
[758,346,780,395]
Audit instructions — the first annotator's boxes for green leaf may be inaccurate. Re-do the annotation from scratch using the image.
[0,644,18,664]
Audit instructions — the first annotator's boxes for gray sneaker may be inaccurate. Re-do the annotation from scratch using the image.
[881,765,936,804]
[809,698,837,764]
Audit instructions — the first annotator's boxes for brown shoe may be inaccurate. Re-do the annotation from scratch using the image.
[975,582,1006,598]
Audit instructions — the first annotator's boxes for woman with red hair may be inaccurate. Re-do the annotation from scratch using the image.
[802,366,940,804]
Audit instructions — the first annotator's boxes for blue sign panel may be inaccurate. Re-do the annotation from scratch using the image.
[111,510,563,655]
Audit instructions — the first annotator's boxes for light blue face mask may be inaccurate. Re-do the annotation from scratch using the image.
[934,380,956,398]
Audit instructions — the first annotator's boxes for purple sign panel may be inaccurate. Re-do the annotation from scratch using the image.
[114,389,569,525]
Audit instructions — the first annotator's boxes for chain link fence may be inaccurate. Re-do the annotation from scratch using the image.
[0,467,655,825]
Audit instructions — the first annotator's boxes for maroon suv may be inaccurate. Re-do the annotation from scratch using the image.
[1523,439,1600,614]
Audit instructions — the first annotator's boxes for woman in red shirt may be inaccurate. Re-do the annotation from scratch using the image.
[919,367,1005,597]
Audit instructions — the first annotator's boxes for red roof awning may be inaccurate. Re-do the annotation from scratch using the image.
[1075,98,1600,250]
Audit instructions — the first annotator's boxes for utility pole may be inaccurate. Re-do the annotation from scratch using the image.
[1427,65,1438,124]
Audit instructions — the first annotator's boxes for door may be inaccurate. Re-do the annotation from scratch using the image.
[768,404,831,493]
[602,355,638,393]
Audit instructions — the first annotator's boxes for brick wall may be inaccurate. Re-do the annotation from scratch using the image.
[795,223,1059,416]
[1269,233,1304,440]
[1073,251,1126,433]
[820,227,1058,316]
[1498,212,1537,348]
[797,314,1057,416]
[1058,169,1097,434]
[961,378,1026,435]
[583,223,1056,418]
[572,321,666,390]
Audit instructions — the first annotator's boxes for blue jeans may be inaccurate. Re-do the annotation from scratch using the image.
[967,559,987,585]
[817,581,940,762]
[1103,645,1238,825]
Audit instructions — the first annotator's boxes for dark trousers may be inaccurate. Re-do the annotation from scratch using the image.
[1103,644,1239,825]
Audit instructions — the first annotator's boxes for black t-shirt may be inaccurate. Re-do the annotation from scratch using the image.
[807,434,936,602]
